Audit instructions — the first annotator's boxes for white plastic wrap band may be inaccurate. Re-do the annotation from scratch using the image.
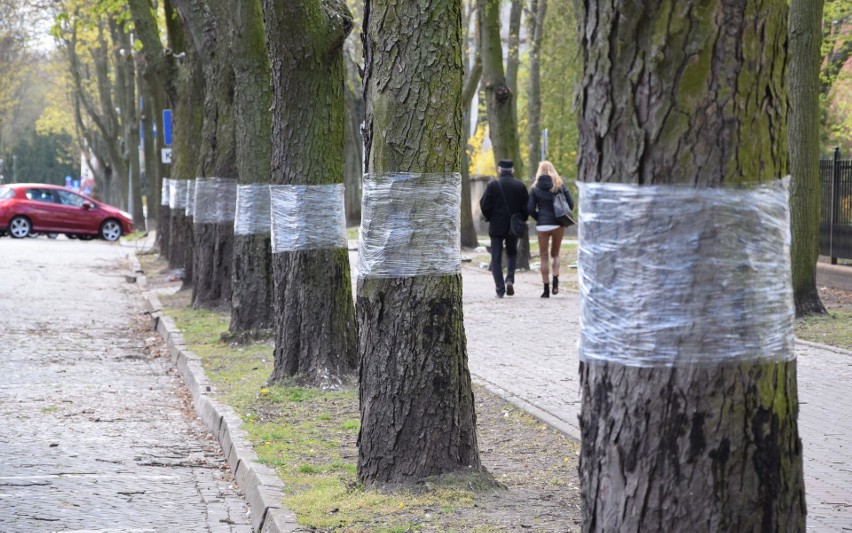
[194,177,237,225]
[234,184,272,235]
[270,184,347,252]
[161,178,171,206]
[358,172,461,278]
[185,179,197,218]
[169,179,189,210]
[577,179,795,368]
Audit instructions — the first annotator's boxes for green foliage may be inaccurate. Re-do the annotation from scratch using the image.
[821,1,852,151]
[538,4,580,180]
[4,130,77,184]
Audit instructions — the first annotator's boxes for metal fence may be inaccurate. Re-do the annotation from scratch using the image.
[820,148,852,261]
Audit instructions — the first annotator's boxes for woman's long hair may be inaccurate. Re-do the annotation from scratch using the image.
[535,161,563,192]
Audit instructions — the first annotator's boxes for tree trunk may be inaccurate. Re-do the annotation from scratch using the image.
[358,0,487,487]
[168,46,204,273]
[789,0,827,317]
[479,0,528,268]
[526,0,546,182]
[173,0,236,309]
[460,2,481,248]
[262,0,357,388]
[506,0,522,177]
[227,0,274,336]
[343,45,363,226]
[576,2,805,531]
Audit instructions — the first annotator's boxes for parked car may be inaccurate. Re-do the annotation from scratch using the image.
[0,184,134,241]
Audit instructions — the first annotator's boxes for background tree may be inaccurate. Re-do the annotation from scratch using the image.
[182,0,236,310]
[357,0,487,486]
[460,0,481,248]
[166,1,200,273]
[343,0,363,226]
[262,0,358,388]
[526,0,546,181]
[227,0,274,336]
[576,1,805,530]
[790,0,828,317]
[128,0,179,238]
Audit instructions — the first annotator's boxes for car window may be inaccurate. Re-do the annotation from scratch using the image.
[56,189,87,207]
[25,189,57,203]
[0,187,12,200]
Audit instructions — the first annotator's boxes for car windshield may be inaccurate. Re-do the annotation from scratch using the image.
[0,187,12,200]
[56,189,87,207]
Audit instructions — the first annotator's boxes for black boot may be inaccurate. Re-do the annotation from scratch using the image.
[541,283,550,298]
[552,276,559,295]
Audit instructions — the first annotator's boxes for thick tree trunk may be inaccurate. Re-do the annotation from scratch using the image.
[576,2,805,531]
[526,0,546,181]
[789,0,827,317]
[168,47,204,272]
[227,0,274,336]
[358,0,487,487]
[173,0,236,309]
[262,0,357,388]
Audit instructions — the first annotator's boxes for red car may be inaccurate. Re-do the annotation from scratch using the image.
[0,183,134,241]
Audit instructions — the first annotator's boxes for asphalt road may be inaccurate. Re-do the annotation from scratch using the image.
[0,237,251,532]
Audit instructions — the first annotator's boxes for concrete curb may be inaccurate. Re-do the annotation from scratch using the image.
[129,252,298,533]
[471,373,581,441]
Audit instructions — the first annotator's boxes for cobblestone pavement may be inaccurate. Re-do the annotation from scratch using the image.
[461,264,852,532]
[0,238,251,533]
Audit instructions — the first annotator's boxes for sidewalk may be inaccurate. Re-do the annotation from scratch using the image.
[461,265,852,532]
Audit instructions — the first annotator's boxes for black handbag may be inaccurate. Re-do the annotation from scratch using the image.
[553,189,575,227]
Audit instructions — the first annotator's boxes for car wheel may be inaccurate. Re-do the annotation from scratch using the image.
[9,216,31,238]
[66,234,78,240]
[47,233,59,239]
[100,219,122,241]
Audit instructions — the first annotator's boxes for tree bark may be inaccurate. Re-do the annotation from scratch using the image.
[576,2,805,531]
[789,0,827,317]
[225,0,274,336]
[262,0,357,388]
[526,0,547,181]
[358,0,487,487]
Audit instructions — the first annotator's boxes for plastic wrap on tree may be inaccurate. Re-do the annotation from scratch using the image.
[161,178,171,207]
[577,179,795,367]
[358,172,461,278]
[270,184,347,252]
[234,184,272,235]
[194,177,238,225]
[169,180,189,210]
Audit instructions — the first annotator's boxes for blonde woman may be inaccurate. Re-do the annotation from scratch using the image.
[527,161,574,298]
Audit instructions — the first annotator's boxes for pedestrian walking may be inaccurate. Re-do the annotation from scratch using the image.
[528,161,574,298]
[479,159,529,298]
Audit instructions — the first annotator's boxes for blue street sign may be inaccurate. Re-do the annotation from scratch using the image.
[163,109,173,146]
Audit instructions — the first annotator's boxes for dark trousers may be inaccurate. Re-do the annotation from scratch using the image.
[490,236,518,295]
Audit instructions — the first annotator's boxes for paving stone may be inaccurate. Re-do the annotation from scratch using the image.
[0,239,252,532]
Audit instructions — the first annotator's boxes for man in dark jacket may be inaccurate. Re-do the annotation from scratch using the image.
[479,159,529,297]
